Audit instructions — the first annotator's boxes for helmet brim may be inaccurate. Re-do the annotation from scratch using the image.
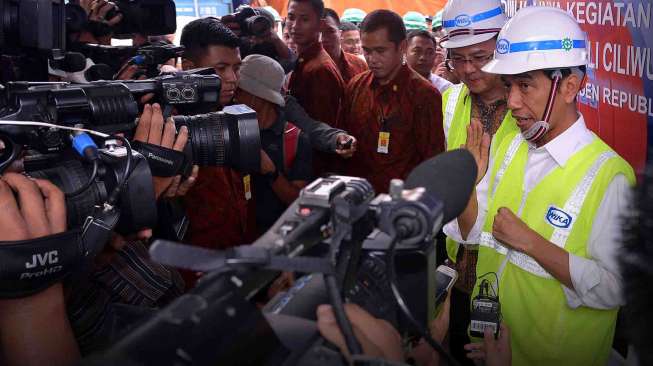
[441,32,497,49]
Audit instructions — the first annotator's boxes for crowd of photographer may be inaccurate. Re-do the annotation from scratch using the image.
[0,0,650,365]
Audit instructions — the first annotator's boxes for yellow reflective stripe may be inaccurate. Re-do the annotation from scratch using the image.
[550,149,615,247]
[491,133,523,198]
[443,83,464,142]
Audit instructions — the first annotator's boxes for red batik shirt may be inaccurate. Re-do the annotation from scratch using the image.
[338,50,368,84]
[182,167,258,287]
[289,41,346,175]
[288,41,345,127]
[341,64,445,194]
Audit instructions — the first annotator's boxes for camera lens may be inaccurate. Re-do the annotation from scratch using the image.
[173,112,227,167]
[172,106,261,173]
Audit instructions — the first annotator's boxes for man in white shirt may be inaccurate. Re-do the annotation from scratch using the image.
[405,29,452,94]
[453,6,635,366]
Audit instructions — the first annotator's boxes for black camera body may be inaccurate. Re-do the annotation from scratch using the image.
[103,0,177,39]
[70,43,137,75]
[121,69,221,107]
[130,43,185,78]
[0,0,66,53]
[28,145,158,234]
[0,73,260,176]
[231,6,273,37]
[0,0,70,81]
[0,82,140,168]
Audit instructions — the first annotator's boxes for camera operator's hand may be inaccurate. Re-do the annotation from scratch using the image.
[117,64,141,81]
[317,303,404,364]
[163,165,199,198]
[134,104,195,199]
[80,0,123,26]
[0,173,66,241]
[410,292,451,366]
[464,323,512,366]
[260,149,277,175]
[335,134,357,159]
[115,64,156,103]
[220,14,243,36]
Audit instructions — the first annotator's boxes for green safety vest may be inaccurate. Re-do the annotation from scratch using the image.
[442,83,518,262]
[473,130,635,366]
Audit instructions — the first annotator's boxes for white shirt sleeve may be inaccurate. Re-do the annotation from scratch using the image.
[562,174,632,309]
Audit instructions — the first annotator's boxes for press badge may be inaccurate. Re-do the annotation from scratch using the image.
[243,174,252,200]
[377,132,390,154]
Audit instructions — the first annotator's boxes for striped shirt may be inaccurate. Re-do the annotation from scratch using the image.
[65,240,184,355]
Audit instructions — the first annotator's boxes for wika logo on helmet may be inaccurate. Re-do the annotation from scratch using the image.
[454,14,472,27]
[496,39,510,54]
[546,206,572,229]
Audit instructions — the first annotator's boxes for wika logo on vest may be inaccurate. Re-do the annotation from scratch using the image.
[546,206,572,229]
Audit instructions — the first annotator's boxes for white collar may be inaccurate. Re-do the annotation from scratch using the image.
[531,114,595,167]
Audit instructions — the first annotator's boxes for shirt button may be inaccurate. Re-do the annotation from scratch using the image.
[392,85,398,92]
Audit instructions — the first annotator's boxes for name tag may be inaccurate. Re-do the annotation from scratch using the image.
[377,132,390,154]
[243,174,252,200]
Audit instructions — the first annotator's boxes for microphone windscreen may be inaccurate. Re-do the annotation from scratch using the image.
[84,63,114,81]
[405,149,477,223]
[61,52,88,72]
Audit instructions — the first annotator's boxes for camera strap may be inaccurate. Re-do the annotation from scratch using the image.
[0,230,84,298]
[149,240,335,275]
[132,141,190,177]
[0,205,121,299]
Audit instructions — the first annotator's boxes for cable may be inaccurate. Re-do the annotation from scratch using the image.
[0,120,110,138]
[106,134,133,206]
[477,272,500,298]
[324,216,363,356]
[0,121,134,205]
[385,233,461,366]
[324,273,363,355]
[66,159,98,198]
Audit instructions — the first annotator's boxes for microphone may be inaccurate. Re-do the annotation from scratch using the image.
[54,52,88,73]
[404,149,477,223]
[84,63,114,81]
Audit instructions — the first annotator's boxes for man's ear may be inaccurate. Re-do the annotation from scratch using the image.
[181,58,195,71]
[561,72,583,104]
[398,39,408,55]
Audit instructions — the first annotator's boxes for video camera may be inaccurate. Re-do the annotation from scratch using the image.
[0,72,260,224]
[228,5,273,38]
[67,42,185,80]
[86,150,477,365]
[0,0,177,82]
[129,43,185,78]
[104,0,176,39]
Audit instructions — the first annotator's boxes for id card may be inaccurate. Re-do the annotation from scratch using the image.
[377,132,390,154]
[243,174,252,200]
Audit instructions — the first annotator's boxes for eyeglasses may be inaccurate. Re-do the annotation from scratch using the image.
[446,53,494,70]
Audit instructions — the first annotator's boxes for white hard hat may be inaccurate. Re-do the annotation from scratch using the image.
[482,6,588,75]
[440,0,506,49]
